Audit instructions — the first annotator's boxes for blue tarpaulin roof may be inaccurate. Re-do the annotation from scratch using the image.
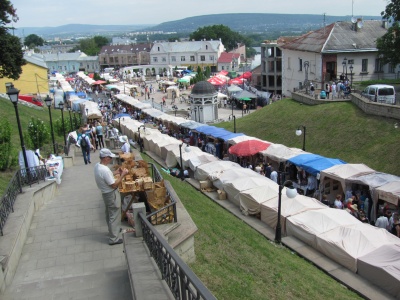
[194,125,244,141]
[288,154,346,176]
[113,113,131,120]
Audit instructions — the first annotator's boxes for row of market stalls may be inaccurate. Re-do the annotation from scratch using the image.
[111,108,400,297]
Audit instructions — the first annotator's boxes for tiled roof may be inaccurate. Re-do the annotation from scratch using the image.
[100,43,153,54]
[218,52,240,63]
[280,20,387,53]
[23,53,47,69]
[43,52,86,62]
[154,40,222,52]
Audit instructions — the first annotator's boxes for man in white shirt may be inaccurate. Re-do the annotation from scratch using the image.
[94,149,129,245]
[270,167,278,183]
[119,136,130,153]
[375,212,390,230]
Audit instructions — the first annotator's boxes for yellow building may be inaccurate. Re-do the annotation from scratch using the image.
[0,52,48,95]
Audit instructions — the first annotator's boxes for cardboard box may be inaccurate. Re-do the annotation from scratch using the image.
[200,180,213,190]
[143,177,153,190]
[217,190,227,200]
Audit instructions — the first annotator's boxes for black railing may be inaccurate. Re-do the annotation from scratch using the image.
[0,165,47,235]
[139,212,217,300]
[147,163,178,225]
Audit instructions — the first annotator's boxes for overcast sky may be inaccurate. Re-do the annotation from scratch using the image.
[11,0,386,27]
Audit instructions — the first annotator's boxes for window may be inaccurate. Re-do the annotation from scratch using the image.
[361,59,368,72]
[171,56,176,62]
[348,59,354,64]
[64,66,67,71]
[153,57,158,62]
[222,66,225,70]
[206,45,208,50]
[80,63,83,67]
[209,55,214,61]
[87,65,89,69]
[287,57,291,70]
[72,65,75,71]
[181,56,186,61]
[157,47,160,51]
[162,57,166,62]
[389,63,395,73]
[190,56,195,62]
[375,59,383,72]
[200,55,205,61]
[299,58,303,71]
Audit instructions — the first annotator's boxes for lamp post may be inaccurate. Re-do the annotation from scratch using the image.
[198,106,203,123]
[152,97,154,108]
[73,111,77,129]
[193,107,197,122]
[295,125,306,151]
[349,64,354,87]
[275,178,297,243]
[59,101,67,148]
[231,99,234,116]
[44,95,57,154]
[230,115,236,133]
[342,57,348,81]
[6,84,29,171]
[138,125,145,153]
[67,105,73,132]
[179,143,190,181]
[52,90,56,109]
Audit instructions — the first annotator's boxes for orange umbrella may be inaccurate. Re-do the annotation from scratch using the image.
[229,140,270,156]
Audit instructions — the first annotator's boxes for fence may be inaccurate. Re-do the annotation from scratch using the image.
[139,212,216,300]
[0,165,47,235]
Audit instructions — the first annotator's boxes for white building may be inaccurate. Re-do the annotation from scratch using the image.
[150,40,225,75]
[279,20,393,95]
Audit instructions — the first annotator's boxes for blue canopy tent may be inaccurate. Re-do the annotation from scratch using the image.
[113,113,131,120]
[71,99,88,112]
[217,132,245,142]
[288,154,346,176]
[180,121,204,130]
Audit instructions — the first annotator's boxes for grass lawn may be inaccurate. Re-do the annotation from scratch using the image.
[144,154,361,300]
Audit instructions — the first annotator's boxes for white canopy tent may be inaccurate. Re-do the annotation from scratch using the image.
[375,181,400,206]
[286,208,361,248]
[260,194,327,234]
[210,168,259,191]
[187,154,219,172]
[194,161,242,181]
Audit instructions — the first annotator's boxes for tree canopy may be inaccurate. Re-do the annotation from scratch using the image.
[69,36,109,56]
[0,1,25,80]
[24,34,45,48]
[377,0,400,65]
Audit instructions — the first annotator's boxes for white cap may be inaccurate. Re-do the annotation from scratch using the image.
[99,148,116,158]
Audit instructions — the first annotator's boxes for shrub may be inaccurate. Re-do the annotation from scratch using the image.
[27,117,50,150]
[0,120,12,170]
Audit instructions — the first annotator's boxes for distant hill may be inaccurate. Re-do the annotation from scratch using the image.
[14,13,382,38]
[144,13,382,33]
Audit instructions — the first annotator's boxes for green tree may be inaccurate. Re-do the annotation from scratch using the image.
[0,1,26,80]
[377,1,400,65]
[93,36,109,48]
[190,25,245,52]
[69,36,109,56]
[24,34,45,48]
[0,119,12,170]
[27,118,49,150]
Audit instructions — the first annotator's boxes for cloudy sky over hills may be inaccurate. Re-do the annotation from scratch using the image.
[11,0,385,27]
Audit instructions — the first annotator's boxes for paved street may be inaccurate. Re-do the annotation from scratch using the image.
[1,151,132,300]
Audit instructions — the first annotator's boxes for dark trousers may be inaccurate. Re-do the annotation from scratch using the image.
[82,147,91,164]
[97,135,105,148]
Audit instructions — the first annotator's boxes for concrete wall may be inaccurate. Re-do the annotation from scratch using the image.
[291,91,400,120]
[0,181,57,292]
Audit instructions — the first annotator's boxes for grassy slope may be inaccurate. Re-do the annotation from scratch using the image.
[216,99,400,176]
[0,96,66,192]
[154,160,361,300]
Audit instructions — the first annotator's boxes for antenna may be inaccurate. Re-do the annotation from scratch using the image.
[357,20,364,29]
[323,13,326,35]
[351,17,357,24]
[352,0,354,17]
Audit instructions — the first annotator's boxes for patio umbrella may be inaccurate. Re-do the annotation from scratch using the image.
[229,140,271,157]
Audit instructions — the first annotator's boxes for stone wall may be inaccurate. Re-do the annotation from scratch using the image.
[292,92,400,120]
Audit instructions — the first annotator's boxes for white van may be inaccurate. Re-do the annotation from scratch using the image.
[361,84,396,104]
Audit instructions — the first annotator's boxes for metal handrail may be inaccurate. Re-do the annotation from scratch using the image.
[0,165,47,235]
[139,212,216,300]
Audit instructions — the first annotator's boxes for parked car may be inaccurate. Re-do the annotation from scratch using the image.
[361,84,395,104]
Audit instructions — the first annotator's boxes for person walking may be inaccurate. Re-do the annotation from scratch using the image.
[94,149,129,245]
[95,121,105,149]
[77,133,93,165]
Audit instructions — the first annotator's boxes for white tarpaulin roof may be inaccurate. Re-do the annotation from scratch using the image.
[357,244,400,299]
[194,161,242,181]
[142,108,164,118]
[236,181,279,215]
[223,177,274,206]
[286,209,361,248]
[320,164,376,193]
[227,135,261,145]
[81,101,102,119]
[211,168,259,191]
[260,194,327,234]
[315,223,400,273]
[187,154,219,172]
[260,144,308,162]
[375,181,400,206]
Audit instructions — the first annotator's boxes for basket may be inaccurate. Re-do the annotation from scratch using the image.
[143,177,153,190]
[132,167,147,178]
[124,181,135,191]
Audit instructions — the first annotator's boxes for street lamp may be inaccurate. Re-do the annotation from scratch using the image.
[229,114,236,133]
[179,143,190,181]
[342,57,348,81]
[67,104,73,132]
[73,111,77,129]
[6,84,29,171]
[152,97,154,108]
[59,101,67,148]
[349,64,354,87]
[85,108,89,123]
[44,95,56,154]
[295,125,306,151]
[138,125,145,153]
[275,179,297,243]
